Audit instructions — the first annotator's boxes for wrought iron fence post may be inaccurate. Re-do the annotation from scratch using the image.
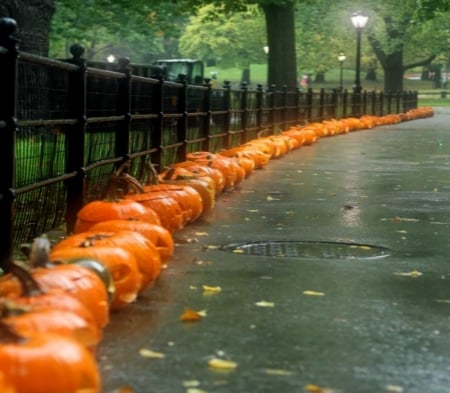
[222,80,232,138]
[256,84,264,133]
[0,18,19,271]
[65,44,87,233]
[176,75,188,160]
[362,90,367,115]
[342,89,348,118]
[152,74,164,169]
[202,78,212,151]
[240,81,248,144]
[116,57,131,163]
[295,87,302,123]
[281,85,288,130]
[306,88,313,122]
[318,88,325,121]
[379,91,384,116]
[267,84,276,133]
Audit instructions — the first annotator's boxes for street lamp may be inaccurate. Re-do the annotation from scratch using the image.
[351,11,369,94]
[338,52,346,91]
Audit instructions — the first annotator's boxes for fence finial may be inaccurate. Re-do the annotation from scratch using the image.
[70,43,85,59]
[0,17,18,48]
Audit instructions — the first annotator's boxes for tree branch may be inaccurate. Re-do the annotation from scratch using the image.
[403,54,437,71]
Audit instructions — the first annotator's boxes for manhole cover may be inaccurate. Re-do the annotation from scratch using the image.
[221,240,391,260]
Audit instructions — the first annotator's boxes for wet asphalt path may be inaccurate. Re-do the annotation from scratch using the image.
[98,108,450,393]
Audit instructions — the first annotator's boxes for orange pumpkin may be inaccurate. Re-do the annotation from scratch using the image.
[52,231,161,292]
[0,326,101,393]
[50,245,140,311]
[88,220,174,264]
[74,198,161,233]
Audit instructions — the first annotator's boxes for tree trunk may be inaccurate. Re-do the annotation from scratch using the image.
[382,50,404,92]
[0,0,55,56]
[261,1,297,89]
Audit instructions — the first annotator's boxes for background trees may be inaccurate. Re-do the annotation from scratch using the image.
[1,0,450,91]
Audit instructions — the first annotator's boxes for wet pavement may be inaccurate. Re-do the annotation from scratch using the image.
[98,108,450,393]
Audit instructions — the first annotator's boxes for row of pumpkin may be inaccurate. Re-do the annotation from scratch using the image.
[0,106,434,393]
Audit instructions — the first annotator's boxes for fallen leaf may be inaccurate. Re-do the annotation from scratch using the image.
[393,270,423,278]
[303,290,325,297]
[202,285,222,293]
[255,300,275,307]
[182,380,200,388]
[263,368,294,376]
[208,358,238,370]
[304,384,335,393]
[385,385,404,392]
[195,232,209,236]
[204,244,220,250]
[186,388,208,393]
[139,348,165,359]
[233,248,245,254]
[266,195,280,201]
[247,209,259,212]
[180,308,203,322]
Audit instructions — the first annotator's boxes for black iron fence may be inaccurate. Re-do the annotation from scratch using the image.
[0,17,418,270]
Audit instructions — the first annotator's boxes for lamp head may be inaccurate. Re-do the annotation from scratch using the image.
[351,11,369,29]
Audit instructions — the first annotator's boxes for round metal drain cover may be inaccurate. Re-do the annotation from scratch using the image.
[221,240,391,260]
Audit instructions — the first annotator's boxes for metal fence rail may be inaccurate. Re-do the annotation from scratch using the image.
[0,17,418,270]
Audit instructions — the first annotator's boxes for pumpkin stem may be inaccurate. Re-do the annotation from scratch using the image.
[104,161,132,200]
[0,321,27,343]
[29,235,52,268]
[145,161,160,185]
[120,172,146,195]
[8,261,45,297]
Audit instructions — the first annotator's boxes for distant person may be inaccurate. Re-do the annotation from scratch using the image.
[300,74,309,90]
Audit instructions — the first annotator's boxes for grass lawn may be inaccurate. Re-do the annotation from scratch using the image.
[205,64,450,107]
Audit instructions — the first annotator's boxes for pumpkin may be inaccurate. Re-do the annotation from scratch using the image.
[186,152,239,188]
[52,231,161,292]
[74,198,161,233]
[0,371,15,393]
[50,243,141,310]
[172,161,225,194]
[88,220,174,264]
[1,306,101,351]
[0,325,101,393]
[0,263,110,330]
[160,170,216,213]
[2,262,101,332]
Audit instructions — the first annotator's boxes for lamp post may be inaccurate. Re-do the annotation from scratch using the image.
[338,52,346,91]
[350,11,368,95]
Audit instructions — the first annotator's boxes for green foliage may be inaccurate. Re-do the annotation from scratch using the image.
[49,0,190,62]
[178,4,266,69]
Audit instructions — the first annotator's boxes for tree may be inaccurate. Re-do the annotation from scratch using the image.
[0,0,55,55]
[49,0,190,62]
[354,0,450,91]
[165,0,299,89]
[178,4,266,84]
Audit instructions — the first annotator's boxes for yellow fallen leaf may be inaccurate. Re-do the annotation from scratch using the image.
[186,388,208,393]
[304,384,335,393]
[195,232,209,236]
[202,285,222,293]
[303,290,325,297]
[204,244,220,249]
[264,368,293,376]
[180,308,203,322]
[393,270,423,278]
[182,380,200,388]
[247,209,259,212]
[255,300,275,307]
[208,358,238,370]
[385,385,404,392]
[233,248,245,254]
[139,348,165,359]
[358,245,372,250]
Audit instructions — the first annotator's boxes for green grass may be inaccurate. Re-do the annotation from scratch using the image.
[205,64,450,107]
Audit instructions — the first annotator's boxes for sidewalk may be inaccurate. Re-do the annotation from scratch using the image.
[98,108,450,393]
